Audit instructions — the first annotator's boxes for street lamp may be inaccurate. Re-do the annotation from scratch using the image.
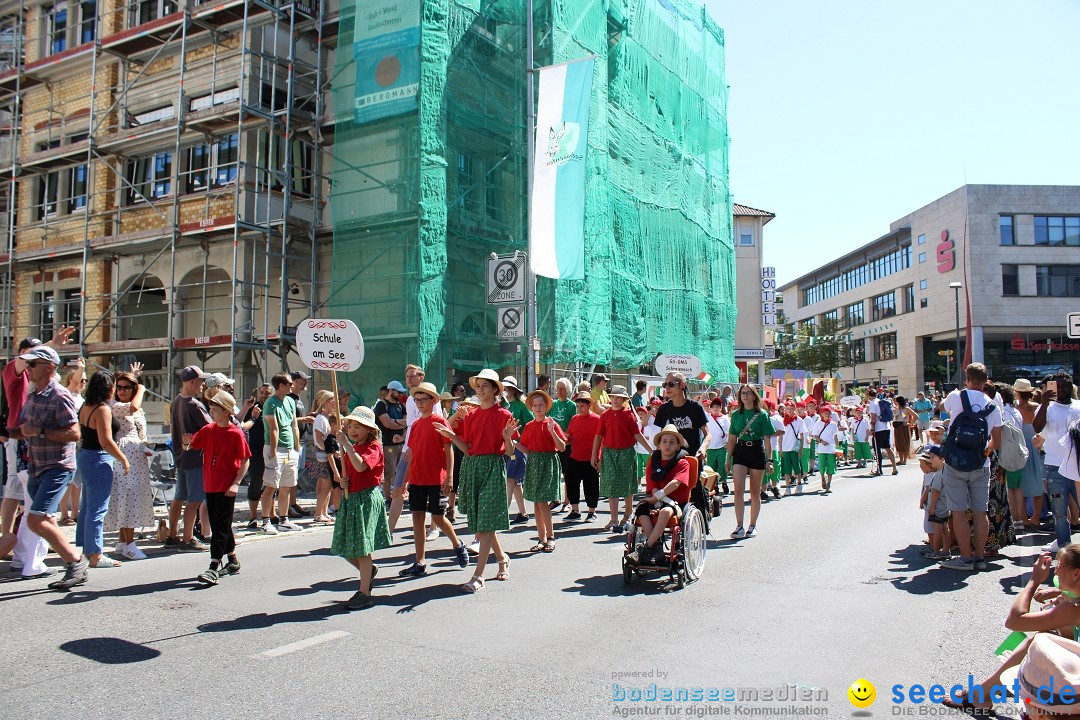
[949,281,963,386]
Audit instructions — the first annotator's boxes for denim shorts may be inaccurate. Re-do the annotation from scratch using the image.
[174,465,206,503]
[27,467,75,516]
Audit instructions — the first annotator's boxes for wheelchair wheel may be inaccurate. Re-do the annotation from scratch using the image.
[681,504,707,581]
[622,560,634,585]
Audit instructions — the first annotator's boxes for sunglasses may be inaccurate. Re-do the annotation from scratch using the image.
[116,384,135,391]
[663,381,681,388]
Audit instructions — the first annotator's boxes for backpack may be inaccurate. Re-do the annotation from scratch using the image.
[941,391,995,472]
[877,398,894,423]
[997,418,1030,472]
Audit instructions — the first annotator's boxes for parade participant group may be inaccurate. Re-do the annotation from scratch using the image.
[0,326,1073,615]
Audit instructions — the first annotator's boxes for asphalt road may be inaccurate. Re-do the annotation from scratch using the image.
[0,460,1049,720]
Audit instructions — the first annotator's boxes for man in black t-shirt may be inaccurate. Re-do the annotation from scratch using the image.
[654,372,711,462]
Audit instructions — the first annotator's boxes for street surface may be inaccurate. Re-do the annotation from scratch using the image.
[1,461,1045,719]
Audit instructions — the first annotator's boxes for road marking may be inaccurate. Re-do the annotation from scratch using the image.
[256,630,350,658]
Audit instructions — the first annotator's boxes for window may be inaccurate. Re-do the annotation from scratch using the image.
[844,301,863,328]
[256,132,314,197]
[35,141,60,219]
[739,233,753,247]
[801,244,911,307]
[1002,264,1019,296]
[823,309,838,324]
[917,234,925,245]
[189,86,239,112]
[920,298,928,308]
[1035,216,1080,247]
[1036,266,1080,297]
[66,133,87,212]
[918,252,926,263]
[919,279,927,290]
[1000,215,1014,246]
[214,133,238,186]
[848,339,866,365]
[904,284,915,313]
[46,2,67,54]
[127,151,173,202]
[62,289,80,343]
[79,0,95,42]
[187,143,209,192]
[799,318,816,335]
[871,291,896,321]
[33,291,54,340]
[136,0,176,25]
[875,332,897,361]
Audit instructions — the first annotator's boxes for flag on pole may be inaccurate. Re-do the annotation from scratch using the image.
[697,372,712,384]
[530,57,594,281]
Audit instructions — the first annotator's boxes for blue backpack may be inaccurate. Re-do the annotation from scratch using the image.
[877,398,894,423]
[941,391,994,472]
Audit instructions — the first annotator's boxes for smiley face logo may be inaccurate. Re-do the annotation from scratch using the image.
[848,679,876,708]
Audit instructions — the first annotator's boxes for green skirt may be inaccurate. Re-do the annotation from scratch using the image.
[458,454,510,533]
[523,451,562,502]
[331,487,391,560]
[599,446,638,498]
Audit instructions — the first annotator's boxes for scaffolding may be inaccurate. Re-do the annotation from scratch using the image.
[0,0,337,414]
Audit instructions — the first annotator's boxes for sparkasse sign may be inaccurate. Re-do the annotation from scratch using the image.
[296,319,365,371]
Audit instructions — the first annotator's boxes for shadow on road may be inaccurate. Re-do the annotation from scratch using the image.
[562,573,655,597]
[59,636,161,664]
[46,577,197,605]
[197,603,343,633]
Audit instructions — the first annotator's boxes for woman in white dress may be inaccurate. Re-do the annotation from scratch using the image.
[105,363,155,560]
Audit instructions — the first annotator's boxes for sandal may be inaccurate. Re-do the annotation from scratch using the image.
[461,575,484,593]
[197,568,220,586]
[542,541,555,553]
[529,542,546,553]
[494,557,510,581]
[90,556,121,568]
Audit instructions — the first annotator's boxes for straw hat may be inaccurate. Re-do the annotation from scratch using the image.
[440,391,454,401]
[343,406,378,432]
[461,395,481,406]
[608,385,630,399]
[501,375,520,391]
[410,381,440,400]
[469,369,504,393]
[652,424,688,449]
[525,389,553,412]
[1001,633,1080,715]
[1012,378,1035,393]
[208,390,237,415]
[573,391,592,403]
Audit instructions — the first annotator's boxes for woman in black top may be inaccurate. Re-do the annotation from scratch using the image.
[76,371,130,568]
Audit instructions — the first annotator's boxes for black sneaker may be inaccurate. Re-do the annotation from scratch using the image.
[720,483,730,495]
[346,591,373,610]
[180,538,210,552]
[564,511,582,521]
[454,543,470,568]
[770,486,781,499]
[611,523,625,534]
[163,536,181,547]
[648,544,667,565]
[222,556,241,575]
[49,555,89,591]
[584,512,597,522]
[626,544,646,566]
[510,513,528,525]
[759,491,770,502]
[245,519,259,531]
[398,562,427,577]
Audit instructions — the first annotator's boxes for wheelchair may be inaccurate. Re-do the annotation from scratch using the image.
[621,455,708,589]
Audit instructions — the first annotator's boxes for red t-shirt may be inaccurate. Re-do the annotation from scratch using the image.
[598,407,640,450]
[567,412,601,462]
[2,362,29,432]
[645,457,691,505]
[189,422,252,494]
[344,440,383,492]
[461,404,516,456]
[407,414,451,486]
[519,419,566,453]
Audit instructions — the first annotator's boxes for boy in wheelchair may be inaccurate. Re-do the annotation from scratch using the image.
[626,424,692,567]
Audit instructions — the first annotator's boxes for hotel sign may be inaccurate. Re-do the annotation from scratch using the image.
[761,267,777,326]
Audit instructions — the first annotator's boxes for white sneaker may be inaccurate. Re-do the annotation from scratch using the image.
[122,543,147,560]
[426,527,440,541]
[114,542,129,555]
[279,519,304,532]
[1042,539,1061,553]
[262,519,279,535]
[466,540,480,556]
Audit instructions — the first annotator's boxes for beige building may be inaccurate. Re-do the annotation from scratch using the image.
[733,202,775,384]
[779,184,1080,394]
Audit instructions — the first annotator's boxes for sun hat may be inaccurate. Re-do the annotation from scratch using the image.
[205,372,235,388]
[208,390,237,415]
[501,375,520,391]
[440,391,454,401]
[652,424,688,449]
[461,395,481,406]
[18,345,61,365]
[343,406,378,432]
[1012,378,1035,393]
[573,391,592,403]
[929,420,946,431]
[1000,633,1080,715]
[469,369,504,394]
[607,385,630,399]
[525,389,553,412]
[409,381,440,400]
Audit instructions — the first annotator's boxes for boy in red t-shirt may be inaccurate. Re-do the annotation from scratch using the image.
[627,424,691,566]
[399,383,470,577]
[183,391,250,586]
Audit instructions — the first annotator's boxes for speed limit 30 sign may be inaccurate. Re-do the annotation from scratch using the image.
[487,253,526,304]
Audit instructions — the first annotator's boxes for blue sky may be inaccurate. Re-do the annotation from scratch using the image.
[704,0,1080,285]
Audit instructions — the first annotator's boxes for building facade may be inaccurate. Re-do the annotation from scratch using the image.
[733,202,775,385]
[779,184,1080,394]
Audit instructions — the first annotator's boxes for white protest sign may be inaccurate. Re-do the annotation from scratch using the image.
[295,319,364,371]
[654,354,702,377]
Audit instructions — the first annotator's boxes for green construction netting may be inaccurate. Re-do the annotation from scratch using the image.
[329,0,733,401]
